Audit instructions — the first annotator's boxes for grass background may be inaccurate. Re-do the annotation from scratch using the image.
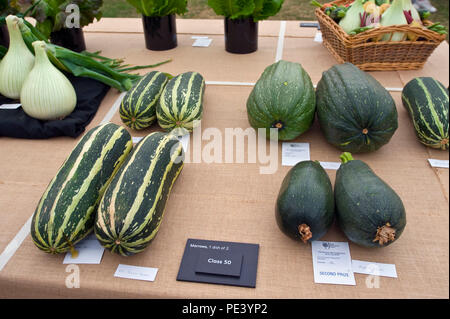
[102,0,448,33]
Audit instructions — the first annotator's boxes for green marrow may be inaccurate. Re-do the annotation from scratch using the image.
[30,123,133,254]
[95,132,184,256]
[335,153,407,247]
[276,161,335,243]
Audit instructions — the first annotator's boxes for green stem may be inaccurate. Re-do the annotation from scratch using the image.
[116,59,172,72]
[340,152,354,164]
[310,0,324,8]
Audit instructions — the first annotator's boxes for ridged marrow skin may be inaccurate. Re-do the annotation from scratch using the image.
[120,71,168,130]
[335,154,406,248]
[95,132,184,256]
[30,123,133,254]
[401,77,449,150]
[156,72,205,132]
[246,60,316,141]
[316,63,398,153]
[276,161,335,243]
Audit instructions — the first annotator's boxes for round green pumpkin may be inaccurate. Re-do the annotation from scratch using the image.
[316,63,398,153]
[246,60,316,141]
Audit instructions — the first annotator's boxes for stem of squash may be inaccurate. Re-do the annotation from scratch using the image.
[298,224,312,243]
[340,152,354,164]
[373,222,396,245]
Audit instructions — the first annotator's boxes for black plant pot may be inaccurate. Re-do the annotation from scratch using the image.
[224,17,258,54]
[50,27,86,52]
[142,14,177,51]
[0,23,9,48]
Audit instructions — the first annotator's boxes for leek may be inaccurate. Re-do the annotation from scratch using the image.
[380,0,408,41]
[15,17,172,92]
[0,15,35,99]
[402,0,421,23]
[20,41,77,121]
[339,0,365,34]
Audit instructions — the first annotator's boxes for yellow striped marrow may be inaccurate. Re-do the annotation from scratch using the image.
[120,71,169,130]
[156,71,205,132]
[30,123,133,254]
[94,132,184,256]
[402,77,449,150]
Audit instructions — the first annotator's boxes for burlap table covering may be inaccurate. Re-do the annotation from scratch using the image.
[0,19,448,298]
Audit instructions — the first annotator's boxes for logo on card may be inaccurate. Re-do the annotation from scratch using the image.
[321,242,338,249]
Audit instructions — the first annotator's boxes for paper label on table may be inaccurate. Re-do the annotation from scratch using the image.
[132,136,143,144]
[178,134,190,152]
[63,233,104,264]
[0,103,21,110]
[311,241,356,286]
[314,32,323,43]
[282,142,310,166]
[428,159,449,168]
[319,161,341,170]
[114,264,158,282]
[352,260,397,278]
[192,38,212,47]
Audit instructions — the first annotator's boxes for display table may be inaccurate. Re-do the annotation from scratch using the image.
[0,18,448,299]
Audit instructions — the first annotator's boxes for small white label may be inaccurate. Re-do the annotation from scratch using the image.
[114,264,158,282]
[319,161,341,170]
[132,136,143,144]
[352,260,398,278]
[282,142,310,166]
[428,159,449,168]
[178,134,190,152]
[311,241,356,286]
[63,233,105,264]
[192,38,212,47]
[0,103,21,110]
[314,32,323,43]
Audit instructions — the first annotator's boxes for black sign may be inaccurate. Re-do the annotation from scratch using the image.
[177,239,259,288]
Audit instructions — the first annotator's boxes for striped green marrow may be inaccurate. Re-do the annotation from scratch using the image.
[120,71,168,130]
[95,132,184,256]
[156,72,205,132]
[30,123,133,254]
[401,77,449,150]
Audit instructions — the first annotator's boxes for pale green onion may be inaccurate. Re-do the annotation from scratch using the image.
[0,15,35,99]
[20,41,77,120]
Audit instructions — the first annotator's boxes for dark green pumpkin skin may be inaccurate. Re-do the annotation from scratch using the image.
[247,60,316,141]
[335,159,406,248]
[276,161,334,243]
[316,63,398,153]
[401,77,449,150]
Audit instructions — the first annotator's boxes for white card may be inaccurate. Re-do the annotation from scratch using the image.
[178,134,190,152]
[314,32,323,43]
[311,241,356,285]
[0,103,21,110]
[352,260,398,278]
[192,38,212,47]
[63,233,105,264]
[132,136,143,144]
[428,159,449,168]
[319,161,341,170]
[281,142,310,166]
[114,264,158,282]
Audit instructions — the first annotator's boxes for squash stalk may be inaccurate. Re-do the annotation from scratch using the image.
[340,152,354,164]
[298,224,313,243]
[373,222,396,245]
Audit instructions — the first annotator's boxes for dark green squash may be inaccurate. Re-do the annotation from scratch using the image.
[316,63,398,153]
[275,161,334,243]
[246,60,316,141]
[335,153,406,248]
[401,77,449,150]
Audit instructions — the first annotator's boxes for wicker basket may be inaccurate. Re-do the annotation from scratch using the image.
[315,0,446,70]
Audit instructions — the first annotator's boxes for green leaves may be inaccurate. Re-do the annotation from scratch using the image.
[126,0,187,17]
[207,0,284,21]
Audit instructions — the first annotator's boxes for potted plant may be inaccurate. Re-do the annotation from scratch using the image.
[24,0,103,52]
[0,0,20,47]
[126,0,187,51]
[207,0,285,54]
